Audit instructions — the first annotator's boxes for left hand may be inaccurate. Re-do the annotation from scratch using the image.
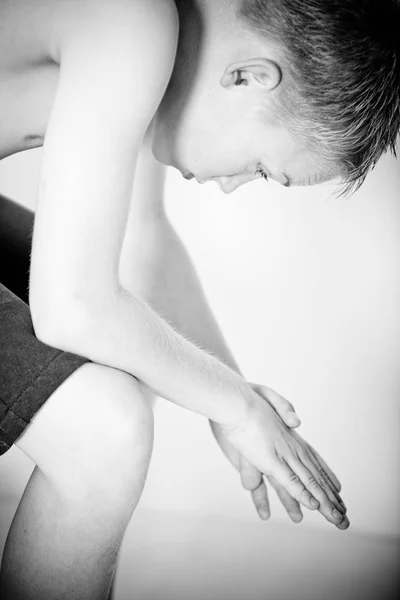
[210,383,341,523]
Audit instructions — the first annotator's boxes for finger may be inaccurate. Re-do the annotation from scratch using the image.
[267,475,303,523]
[285,456,347,527]
[269,459,320,511]
[308,446,342,493]
[334,514,351,531]
[250,384,301,429]
[240,455,263,491]
[239,456,271,520]
[305,449,347,513]
[251,478,271,521]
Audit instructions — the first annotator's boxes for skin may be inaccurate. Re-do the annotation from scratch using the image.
[0,3,350,596]
[148,0,345,525]
[151,0,341,193]
[0,0,348,522]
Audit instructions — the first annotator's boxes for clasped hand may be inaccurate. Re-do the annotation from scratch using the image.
[210,383,349,530]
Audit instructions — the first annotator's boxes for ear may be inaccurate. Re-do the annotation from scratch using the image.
[220,58,282,90]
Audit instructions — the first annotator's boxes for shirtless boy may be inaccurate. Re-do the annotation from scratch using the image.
[0,0,398,598]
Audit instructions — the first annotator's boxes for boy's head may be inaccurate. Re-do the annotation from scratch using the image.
[152,0,400,195]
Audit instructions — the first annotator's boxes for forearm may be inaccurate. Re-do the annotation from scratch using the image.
[40,285,250,426]
[120,217,242,376]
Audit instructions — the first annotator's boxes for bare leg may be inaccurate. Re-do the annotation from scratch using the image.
[0,363,154,600]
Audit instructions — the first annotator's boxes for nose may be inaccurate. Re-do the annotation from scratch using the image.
[217,172,257,194]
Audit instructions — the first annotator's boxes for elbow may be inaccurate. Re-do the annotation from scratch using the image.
[30,293,95,357]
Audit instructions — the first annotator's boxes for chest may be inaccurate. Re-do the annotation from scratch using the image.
[0,65,59,158]
[0,0,59,158]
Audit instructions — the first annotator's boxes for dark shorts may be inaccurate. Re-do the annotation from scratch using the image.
[0,195,90,456]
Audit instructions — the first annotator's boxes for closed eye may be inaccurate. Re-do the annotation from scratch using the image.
[255,166,269,182]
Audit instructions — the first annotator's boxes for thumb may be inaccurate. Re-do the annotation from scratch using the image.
[250,383,301,428]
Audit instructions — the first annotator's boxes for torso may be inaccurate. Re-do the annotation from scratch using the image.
[0,0,172,161]
[0,0,64,159]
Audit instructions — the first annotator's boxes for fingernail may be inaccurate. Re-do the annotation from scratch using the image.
[310,498,319,509]
[336,516,350,530]
[333,509,342,520]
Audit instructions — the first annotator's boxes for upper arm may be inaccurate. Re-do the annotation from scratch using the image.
[29,0,178,335]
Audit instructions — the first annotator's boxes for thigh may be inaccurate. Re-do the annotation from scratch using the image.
[16,362,154,498]
[0,282,91,456]
[0,195,92,456]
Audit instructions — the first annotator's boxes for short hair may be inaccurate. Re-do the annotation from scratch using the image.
[239,0,400,195]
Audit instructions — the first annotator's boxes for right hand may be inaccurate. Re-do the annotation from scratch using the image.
[220,389,349,529]
[210,385,305,523]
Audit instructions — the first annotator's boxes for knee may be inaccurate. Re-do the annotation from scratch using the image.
[72,364,154,504]
[84,363,154,448]
[20,363,154,505]
[78,363,154,468]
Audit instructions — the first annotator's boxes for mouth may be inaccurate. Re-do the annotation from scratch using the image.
[196,177,230,193]
[181,171,215,184]
[183,173,233,194]
[196,176,216,184]
[183,173,225,189]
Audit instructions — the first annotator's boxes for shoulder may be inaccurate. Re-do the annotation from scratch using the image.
[55,0,179,64]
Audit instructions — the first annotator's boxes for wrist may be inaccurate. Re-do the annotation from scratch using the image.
[216,375,255,429]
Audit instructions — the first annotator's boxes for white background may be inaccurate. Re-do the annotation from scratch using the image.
[1,147,399,538]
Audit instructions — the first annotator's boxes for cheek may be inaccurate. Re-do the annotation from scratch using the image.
[179,115,254,175]
[212,126,252,165]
